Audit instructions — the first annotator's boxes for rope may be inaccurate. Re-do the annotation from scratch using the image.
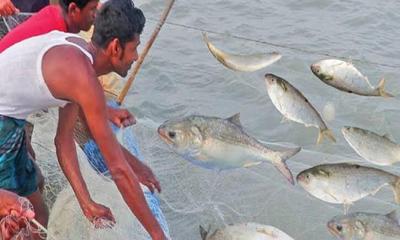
[146,17,400,69]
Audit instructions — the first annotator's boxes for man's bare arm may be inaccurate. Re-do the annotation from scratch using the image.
[43,45,165,239]
[55,103,115,225]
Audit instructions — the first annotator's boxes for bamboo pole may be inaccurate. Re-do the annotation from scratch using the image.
[116,0,176,105]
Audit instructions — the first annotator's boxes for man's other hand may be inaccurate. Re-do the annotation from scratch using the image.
[107,107,136,128]
[0,0,19,16]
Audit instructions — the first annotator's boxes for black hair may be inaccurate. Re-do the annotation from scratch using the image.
[59,0,93,12]
[92,0,145,49]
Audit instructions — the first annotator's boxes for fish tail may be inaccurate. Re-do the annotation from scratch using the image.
[274,147,301,185]
[377,78,394,97]
[273,161,295,185]
[391,177,400,204]
[317,128,336,144]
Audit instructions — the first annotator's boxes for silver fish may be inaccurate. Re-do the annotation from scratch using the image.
[342,126,400,166]
[311,59,393,97]
[327,210,400,240]
[158,114,301,184]
[200,223,295,240]
[297,163,400,213]
[264,73,335,144]
[203,33,282,72]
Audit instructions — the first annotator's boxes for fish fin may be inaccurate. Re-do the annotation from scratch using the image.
[343,202,352,215]
[377,78,394,98]
[317,128,336,144]
[383,133,395,142]
[243,161,262,168]
[199,225,210,240]
[271,146,300,184]
[390,177,400,204]
[277,146,301,162]
[280,116,291,123]
[273,161,295,185]
[227,113,242,127]
[385,210,400,224]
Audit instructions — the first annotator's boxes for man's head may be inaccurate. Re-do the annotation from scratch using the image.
[92,0,145,77]
[60,0,99,32]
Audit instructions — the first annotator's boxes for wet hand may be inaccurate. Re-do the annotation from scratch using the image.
[0,190,35,239]
[107,107,136,128]
[82,201,116,229]
[0,0,19,16]
[135,162,161,193]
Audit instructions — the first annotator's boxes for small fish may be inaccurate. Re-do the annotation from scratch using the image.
[342,126,400,166]
[158,114,301,184]
[200,223,295,240]
[297,163,400,213]
[264,73,335,144]
[311,59,393,97]
[327,210,400,240]
[203,33,282,72]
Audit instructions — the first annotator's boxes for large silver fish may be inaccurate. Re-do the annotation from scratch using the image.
[264,73,335,144]
[203,33,282,72]
[157,114,301,184]
[200,223,295,240]
[297,163,400,213]
[311,59,393,97]
[342,126,400,166]
[327,211,400,240]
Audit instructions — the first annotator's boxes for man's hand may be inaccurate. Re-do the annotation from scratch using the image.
[135,162,161,194]
[81,201,116,229]
[0,190,35,240]
[107,107,136,128]
[121,147,162,194]
[0,0,19,16]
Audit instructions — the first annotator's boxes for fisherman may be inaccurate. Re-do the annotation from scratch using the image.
[0,189,35,240]
[0,0,167,239]
[0,0,170,237]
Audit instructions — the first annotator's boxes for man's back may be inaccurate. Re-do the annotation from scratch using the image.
[0,30,92,119]
[0,5,66,52]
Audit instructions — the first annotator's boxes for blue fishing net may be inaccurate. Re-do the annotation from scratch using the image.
[81,100,171,239]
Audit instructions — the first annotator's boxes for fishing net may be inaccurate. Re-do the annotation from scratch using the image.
[0,13,32,39]
[0,196,47,240]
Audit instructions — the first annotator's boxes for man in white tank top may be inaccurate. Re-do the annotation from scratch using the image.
[0,0,167,239]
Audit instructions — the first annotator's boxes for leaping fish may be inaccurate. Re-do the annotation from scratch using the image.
[328,211,400,240]
[200,222,295,240]
[311,59,393,97]
[158,114,301,184]
[203,33,282,72]
[265,73,335,144]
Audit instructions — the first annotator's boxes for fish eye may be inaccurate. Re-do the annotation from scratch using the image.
[336,225,343,232]
[168,131,176,138]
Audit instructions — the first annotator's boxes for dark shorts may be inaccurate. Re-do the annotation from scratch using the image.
[0,115,37,196]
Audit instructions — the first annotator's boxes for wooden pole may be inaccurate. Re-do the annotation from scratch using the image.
[116,0,176,105]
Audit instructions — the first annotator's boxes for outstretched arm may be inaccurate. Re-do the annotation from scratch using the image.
[55,103,115,226]
[43,45,166,239]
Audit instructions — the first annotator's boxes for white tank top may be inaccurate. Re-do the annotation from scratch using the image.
[0,30,93,119]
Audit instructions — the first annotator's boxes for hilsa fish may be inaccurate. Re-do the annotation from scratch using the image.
[264,73,335,144]
[200,223,295,240]
[297,163,400,213]
[311,59,393,97]
[342,126,400,166]
[158,114,301,184]
[327,210,400,240]
[203,33,282,72]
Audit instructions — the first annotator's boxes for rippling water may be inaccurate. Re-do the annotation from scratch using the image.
[129,1,400,239]
[33,1,400,239]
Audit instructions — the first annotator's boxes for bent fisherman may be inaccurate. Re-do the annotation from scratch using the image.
[0,0,167,239]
